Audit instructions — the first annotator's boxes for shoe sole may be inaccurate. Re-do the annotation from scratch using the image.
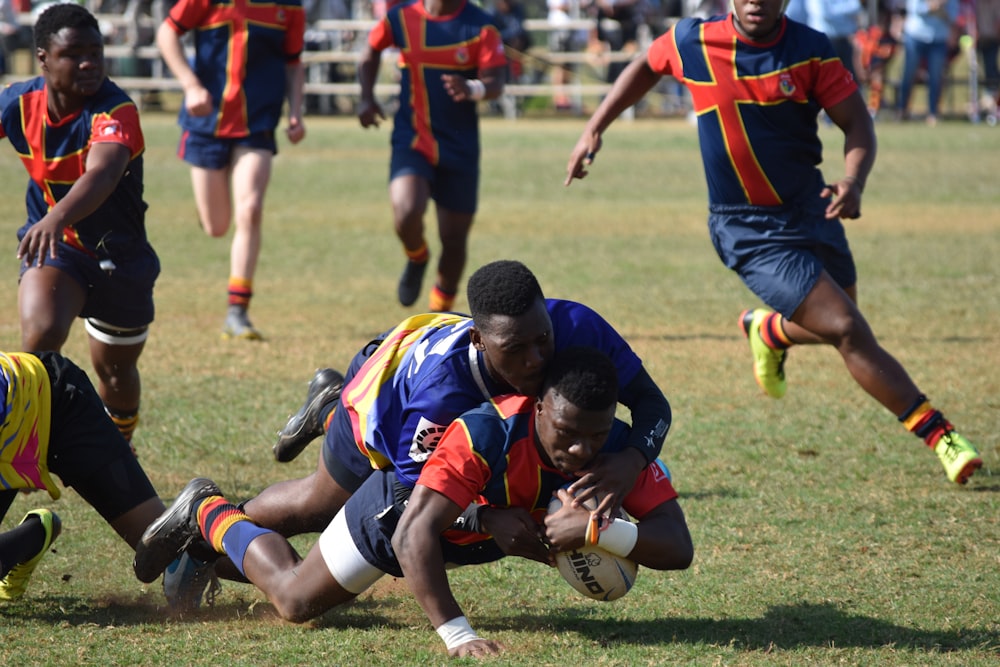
[133,478,221,584]
[953,457,983,485]
[273,370,345,463]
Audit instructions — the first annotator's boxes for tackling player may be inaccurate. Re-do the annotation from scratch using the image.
[133,347,693,658]
[0,351,168,600]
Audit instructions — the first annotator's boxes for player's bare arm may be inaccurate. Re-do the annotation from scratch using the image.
[155,21,212,116]
[17,142,130,266]
[823,91,877,220]
[285,62,306,144]
[394,485,506,658]
[357,45,385,128]
[565,57,662,186]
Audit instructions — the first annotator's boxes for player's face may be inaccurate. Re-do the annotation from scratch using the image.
[534,390,615,476]
[472,299,554,397]
[38,26,105,98]
[731,0,785,42]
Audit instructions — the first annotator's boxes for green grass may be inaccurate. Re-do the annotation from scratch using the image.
[0,113,998,666]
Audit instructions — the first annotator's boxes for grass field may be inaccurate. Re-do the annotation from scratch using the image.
[0,112,997,666]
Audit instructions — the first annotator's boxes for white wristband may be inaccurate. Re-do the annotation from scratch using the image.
[466,79,486,101]
[598,518,639,558]
[436,615,481,651]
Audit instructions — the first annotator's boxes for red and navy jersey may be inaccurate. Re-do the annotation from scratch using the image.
[165,0,305,138]
[418,394,678,546]
[342,299,645,488]
[0,77,148,255]
[368,0,506,167]
[647,14,857,207]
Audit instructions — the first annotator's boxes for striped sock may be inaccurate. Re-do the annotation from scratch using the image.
[428,284,456,312]
[105,407,139,444]
[227,277,253,308]
[898,395,950,448]
[405,243,429,264]
[759,312,793,349]
[195,496,272,577]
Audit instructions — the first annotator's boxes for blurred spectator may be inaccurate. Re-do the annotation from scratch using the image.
[0,0,32,76]
[491,0,531,81]
[547,0,587,110]
[684,0,725,19]
[803,0,862,78]
[977,0,1000,101]
[591,0,649,82]
[898,0,959,125]
[784,0,808,24]
[856,0,904,117]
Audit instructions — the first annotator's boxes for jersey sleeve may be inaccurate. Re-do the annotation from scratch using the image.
[165,0,210,33]
[477,24,508,70]
[813,51,857,109]
[368,16,396,51]
[549,300,643,388]
[621,459,678,519]
[646,25,680,77]
[283,2,306,63]
[417,417,491,511]
[90,104,144,157]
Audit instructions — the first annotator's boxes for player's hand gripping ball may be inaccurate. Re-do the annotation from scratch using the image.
[546,492,638,602]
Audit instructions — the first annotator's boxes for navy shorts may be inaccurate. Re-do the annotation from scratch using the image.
[708,200,857,318]
[40,352,158,522]
[322,334,391,493]
[179,130,277,169]
[389,147,478,214]
[345,468,508,577]
[19,240,159,329]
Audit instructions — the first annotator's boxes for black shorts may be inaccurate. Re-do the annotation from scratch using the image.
[41,352,157,522]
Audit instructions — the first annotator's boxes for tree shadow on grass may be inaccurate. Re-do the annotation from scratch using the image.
[485,601,999,653]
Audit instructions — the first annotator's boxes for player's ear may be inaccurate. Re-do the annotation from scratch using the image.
[469,326,485,351]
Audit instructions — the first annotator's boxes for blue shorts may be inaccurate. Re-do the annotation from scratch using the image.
[19,240,159,329]
[708,200,857,318]
[322,334,392,493]
[178,130,277,169]
[344,468,508,577]
[389,147,478,214]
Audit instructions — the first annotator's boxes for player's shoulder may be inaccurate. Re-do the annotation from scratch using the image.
[0,78,42,110]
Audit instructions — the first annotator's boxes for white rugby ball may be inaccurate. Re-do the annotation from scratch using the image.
[547,493,638,602]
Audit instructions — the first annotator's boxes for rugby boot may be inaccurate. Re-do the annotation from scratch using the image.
[133,478,222,584]
[739,308,787,399]
[0,509,62,601]
[273,368,345,462]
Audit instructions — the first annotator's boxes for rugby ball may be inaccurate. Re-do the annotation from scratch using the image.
[547,493,638,602]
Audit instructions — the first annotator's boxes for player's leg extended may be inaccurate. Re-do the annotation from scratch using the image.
[18,264,85,352]
[86,332,146,443]
[241,451,354,537]
[389,172,432,306]
[789,274,982,483]
[190,164,233,237]
[432,206,473,313]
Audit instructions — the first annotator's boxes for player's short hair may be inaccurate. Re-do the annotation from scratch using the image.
[543,346,618,411]
[467,260,544,323]
[35,3,100,51]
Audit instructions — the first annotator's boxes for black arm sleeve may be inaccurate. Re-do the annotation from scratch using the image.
[620,366,671,465]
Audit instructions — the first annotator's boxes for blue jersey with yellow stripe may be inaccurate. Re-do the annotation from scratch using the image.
[342,299,644,487]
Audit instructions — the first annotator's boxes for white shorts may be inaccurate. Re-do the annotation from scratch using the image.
[318,507,386,595]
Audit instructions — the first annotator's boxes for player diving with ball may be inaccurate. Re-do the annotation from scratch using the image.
[133,347,693,659]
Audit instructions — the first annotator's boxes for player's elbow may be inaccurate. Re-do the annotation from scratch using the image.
[640,532,694,571]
